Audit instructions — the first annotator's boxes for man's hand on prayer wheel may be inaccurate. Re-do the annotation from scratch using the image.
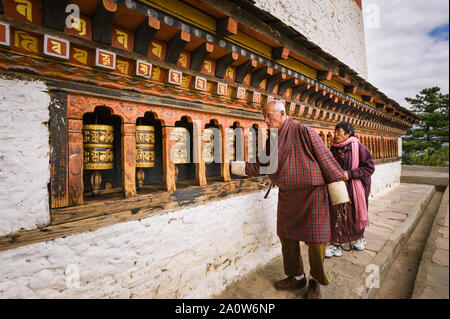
[327,181,350,206]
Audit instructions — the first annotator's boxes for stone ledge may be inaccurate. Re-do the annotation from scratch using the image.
[374,157,402,165]
[411,186,449,299]
[401,165,449,189]
[349,183,435,299]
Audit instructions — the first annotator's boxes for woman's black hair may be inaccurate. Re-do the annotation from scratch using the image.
[335,121,355,137]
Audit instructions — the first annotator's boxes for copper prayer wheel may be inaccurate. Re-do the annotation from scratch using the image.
[82,124,114,195]
[83,124,114,170]
[135,125,155,189]
[248,129,257,162]
[171,127,189,164]
[135,125,155,168]
[203,128,215,164]
[227,129,236,161]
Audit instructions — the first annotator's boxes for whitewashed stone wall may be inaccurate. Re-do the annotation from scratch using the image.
[253,0,368,79]
[370,160,402,199]
[0,189,280,299]
[0,77,51,236]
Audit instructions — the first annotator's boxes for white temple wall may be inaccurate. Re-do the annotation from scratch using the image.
[0,77,51,236]
[252,0,368,79]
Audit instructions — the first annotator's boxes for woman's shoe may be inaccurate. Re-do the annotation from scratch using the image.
[353,237,367,251]
[325,245,342,258]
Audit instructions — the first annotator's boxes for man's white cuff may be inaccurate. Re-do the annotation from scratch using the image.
[231,161,247,176]
[327,181,350,205]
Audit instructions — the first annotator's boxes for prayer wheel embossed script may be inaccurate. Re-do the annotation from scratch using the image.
[171,127,189,164]
[135,125,155,189]
[136,126,155,168]
[83,124,114,195]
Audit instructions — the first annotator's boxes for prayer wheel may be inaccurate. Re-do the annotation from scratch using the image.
[171,127,189,164]
[135,125,155,189]
[83,124,114,196]
[227,129,236,161]
[248,129,258,163]
[171,127,190,182]
[203,128,215,164]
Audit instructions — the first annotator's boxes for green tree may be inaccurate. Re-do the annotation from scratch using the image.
[402,87,449,166]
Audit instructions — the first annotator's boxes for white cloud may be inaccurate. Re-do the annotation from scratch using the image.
[363,0,449,108]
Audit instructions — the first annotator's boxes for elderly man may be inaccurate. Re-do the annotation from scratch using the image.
[231,100,346,299]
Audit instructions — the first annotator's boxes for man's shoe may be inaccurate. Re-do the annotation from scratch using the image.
[306,279,321,299]
[274,276,307,290]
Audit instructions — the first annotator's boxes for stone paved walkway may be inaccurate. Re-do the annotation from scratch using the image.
[213,183,436,299]
[412,186,449,299]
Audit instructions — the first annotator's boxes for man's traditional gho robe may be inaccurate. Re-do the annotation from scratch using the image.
[245,118,345,243]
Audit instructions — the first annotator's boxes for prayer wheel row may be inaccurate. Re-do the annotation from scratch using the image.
[82,125,242,194]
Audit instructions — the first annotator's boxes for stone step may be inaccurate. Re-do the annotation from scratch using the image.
[212,183,436,299]
[401,165,449,191]
[411,186,449,299]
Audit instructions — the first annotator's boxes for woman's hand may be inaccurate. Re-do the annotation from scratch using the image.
[343,171,349,181]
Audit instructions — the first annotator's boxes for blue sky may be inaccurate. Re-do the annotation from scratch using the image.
[363,0,449,108]
[429,24,449,41]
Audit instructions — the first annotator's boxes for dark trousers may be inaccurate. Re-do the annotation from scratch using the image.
[279,237,330,286]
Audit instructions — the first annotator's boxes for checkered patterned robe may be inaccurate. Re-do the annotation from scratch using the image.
[246,118,345,242]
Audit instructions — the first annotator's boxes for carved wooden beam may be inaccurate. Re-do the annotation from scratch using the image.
[42,0,68,31]
[133,16,161,56]
[165,31,191,65]
[235,59,257,83]
[330,102,340,112]
[266,72,286,93]
[278,78,299,96]
[376,102,385,110]
[251,67,273,88]
[92,0,118,44]
[321,98,334,109]
[215,52,238,78]
[315,93,332,107]
[271,47,289,60]
[317,71,333,81]
[291,84,309,100]
[362,95,374,103]
[308,90,326,105]
[190,42,214,72]
[216,16,238,36]
[344,85,357,94]
[310,108,320,120]
[299,86,317,102]
[303,106,314,119]
[338,67,346,78]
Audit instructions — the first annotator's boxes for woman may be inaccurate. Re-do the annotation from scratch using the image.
[325,122,375,257]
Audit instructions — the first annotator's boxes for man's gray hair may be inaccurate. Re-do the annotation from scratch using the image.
[266,100,286,113]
